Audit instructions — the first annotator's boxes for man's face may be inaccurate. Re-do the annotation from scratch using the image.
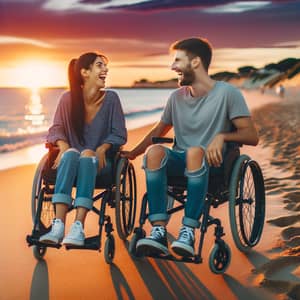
[171,50,195,86]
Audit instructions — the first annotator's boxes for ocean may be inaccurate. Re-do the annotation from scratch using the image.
[0,87,174,170]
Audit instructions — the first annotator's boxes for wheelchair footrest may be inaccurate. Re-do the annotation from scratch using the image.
[65,235,100,251]
[145,253,202,264]
[26,234,62,249]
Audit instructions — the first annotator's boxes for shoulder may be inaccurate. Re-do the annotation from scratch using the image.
[57,90,71,107]
[169,86,189,101]
[105,89,122,104]
[215,81,243,97]
[105,89,120,99]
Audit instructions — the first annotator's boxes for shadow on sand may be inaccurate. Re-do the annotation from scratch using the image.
[110,264,135,300]
[30,259,49,300]
[130,256,216,300]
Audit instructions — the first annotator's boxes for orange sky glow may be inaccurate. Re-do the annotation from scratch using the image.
[0,1,300,88]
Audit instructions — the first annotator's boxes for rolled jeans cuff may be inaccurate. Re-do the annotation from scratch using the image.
[148,213,169,224]
[74,197,93,211]
[52,193,72,207]
[184,161,207,178]
[182,216,200,228]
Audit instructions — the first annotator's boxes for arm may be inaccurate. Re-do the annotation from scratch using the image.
[206,116,259,167]
[102,93,127,150]
[47,93,69,146]
[122,121,172,160]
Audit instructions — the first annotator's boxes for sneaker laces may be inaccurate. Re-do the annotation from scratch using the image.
[179,226,194,243]
[150,226,165,239]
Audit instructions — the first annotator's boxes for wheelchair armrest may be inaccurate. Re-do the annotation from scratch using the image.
[152,137,174,144]
[226,141,242,149]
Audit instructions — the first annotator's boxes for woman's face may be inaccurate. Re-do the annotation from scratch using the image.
[84,56,108,88]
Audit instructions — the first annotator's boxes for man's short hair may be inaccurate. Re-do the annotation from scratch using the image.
[170,38,212,71]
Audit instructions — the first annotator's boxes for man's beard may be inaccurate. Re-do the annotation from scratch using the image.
[178,67,195,86]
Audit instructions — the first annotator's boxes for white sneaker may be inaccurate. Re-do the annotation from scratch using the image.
[39,219,65,244]
[62,221,85,246]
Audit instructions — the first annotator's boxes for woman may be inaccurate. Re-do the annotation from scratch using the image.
[39,52,127,246]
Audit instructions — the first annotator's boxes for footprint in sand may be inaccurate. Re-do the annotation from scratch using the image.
[267,214,300,227]
[253,256,300,299]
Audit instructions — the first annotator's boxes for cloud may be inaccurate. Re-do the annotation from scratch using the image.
[42,0,154,12]
[273,40,300,48]
[203,1,271,14]
[40,0,274,13]
[0,36,54,48]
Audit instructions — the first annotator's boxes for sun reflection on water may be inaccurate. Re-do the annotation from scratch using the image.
[25,87,46,128]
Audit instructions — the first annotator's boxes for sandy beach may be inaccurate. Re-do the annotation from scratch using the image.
[0,88,299,300]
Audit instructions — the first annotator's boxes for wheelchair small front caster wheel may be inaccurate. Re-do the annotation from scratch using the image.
[104,235,115,264]
[33,245,47,260]
[209,242,231,274]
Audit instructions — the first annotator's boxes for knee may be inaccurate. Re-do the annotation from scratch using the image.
[187,147,205,160]
[186,147,205,170]
[81,149,96,157]
[145,145,167,169]
[62,148,80,161]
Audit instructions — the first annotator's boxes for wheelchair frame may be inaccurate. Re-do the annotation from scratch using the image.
[128,138,265,274]
[26,143,137,264]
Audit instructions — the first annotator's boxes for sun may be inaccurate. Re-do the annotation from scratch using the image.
[15,59,67,88]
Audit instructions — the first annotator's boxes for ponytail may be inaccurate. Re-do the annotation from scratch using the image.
[68,58,85,145]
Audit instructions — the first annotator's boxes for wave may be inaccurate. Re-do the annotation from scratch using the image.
[0,131,47,153]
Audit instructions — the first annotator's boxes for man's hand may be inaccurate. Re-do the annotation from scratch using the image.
[206,134,225,167]
[121,150,137,160]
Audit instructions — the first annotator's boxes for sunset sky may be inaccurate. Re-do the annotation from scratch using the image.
[0,0,300,87]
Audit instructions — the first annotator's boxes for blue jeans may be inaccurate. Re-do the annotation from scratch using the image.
[52,149,112,210]
[143,147,209,228]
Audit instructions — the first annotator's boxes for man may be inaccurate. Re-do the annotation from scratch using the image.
[123,37,258,257]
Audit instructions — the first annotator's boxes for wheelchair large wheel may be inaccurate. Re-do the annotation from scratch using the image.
[229,155,265,252]
[115,158,137,240]
[31,154,55,233]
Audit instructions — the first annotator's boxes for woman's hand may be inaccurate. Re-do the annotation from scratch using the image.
[206,134,225,167]
[96,144,111,170]
[52,140,69,169]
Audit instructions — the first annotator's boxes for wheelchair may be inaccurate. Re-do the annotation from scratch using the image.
[128,138,265,274]
[26,143,137,264]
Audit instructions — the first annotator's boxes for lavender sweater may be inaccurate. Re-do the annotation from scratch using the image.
[47,90,127,152]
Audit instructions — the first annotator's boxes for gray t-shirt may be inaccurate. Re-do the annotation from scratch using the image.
[161,81,250,151]
[47,90,127,152]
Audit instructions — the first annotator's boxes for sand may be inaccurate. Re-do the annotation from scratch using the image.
[0,88,299,300]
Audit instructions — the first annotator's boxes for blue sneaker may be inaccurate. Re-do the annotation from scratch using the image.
[62,221,85,246]
[39,219,64,244]
[171,226,195,257]
[136,226,168,255]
